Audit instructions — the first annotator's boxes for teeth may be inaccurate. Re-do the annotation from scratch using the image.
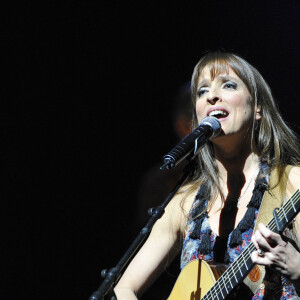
[208,110,228,117]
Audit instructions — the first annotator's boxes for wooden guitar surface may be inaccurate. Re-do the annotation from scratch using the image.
[168,260,226,300]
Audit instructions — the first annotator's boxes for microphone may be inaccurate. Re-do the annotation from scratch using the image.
[161,116,221,170]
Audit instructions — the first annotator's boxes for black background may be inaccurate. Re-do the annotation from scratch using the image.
[3,1,300,299]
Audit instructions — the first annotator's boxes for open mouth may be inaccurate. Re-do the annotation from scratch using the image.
[208,109,229,119]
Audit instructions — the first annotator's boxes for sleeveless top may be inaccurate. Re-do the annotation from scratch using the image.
[180,170,297,299]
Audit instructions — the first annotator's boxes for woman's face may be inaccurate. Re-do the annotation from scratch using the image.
[195,66,260,139]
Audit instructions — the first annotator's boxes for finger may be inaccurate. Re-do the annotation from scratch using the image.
[253,228,272,252]
[257,223,286,247]
[251,234,259,248]
[251,250,274,266]
[252,250,284,267]
[252,251,288,274]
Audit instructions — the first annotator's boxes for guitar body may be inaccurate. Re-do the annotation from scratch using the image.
[168,260,227,300]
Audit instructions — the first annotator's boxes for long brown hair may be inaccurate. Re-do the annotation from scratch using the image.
[184,51,300,211]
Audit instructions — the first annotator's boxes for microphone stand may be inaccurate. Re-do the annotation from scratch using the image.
[88,160,197,300]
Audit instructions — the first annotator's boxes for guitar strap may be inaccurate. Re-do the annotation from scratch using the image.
[243,165,293,294]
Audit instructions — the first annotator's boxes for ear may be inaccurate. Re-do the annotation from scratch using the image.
[255,105,262,121]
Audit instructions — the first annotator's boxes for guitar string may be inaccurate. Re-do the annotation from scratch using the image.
[202,191,300,300]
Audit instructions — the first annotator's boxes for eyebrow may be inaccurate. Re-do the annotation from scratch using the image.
[198,75,239,88]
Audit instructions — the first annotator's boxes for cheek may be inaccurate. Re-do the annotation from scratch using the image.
[195,101,206,121]
[234,96,253,117]
[243,98,254,118]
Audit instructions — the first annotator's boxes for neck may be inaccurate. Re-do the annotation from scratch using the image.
[213,135,260,182]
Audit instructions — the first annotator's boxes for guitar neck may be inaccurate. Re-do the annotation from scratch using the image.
[202,188,300,300]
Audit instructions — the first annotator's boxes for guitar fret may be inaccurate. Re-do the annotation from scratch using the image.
[242,253,248,271]
[216,284,219,300]
[222,276,228,294]
[238,263,243,276]
[234,272,238,283]
[216,279,224,300]
[220,287,224,299]
[291,198,296,212]
[279,191,300,230]
[212,284,219,300]
[224,268,231,289]
[229,278,233,289]
[282,207,288,222]
[226,268,234,289]
[224,270,233,290]
[227,263,238,287]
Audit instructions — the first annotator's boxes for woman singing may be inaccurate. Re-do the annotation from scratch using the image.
[114,51,300,299]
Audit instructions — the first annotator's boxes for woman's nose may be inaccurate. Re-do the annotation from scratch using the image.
[207,91,222,104]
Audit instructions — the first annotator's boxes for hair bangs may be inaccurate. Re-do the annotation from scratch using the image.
[207,59,231,81]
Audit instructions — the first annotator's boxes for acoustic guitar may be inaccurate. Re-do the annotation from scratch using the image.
[168,189,300,299]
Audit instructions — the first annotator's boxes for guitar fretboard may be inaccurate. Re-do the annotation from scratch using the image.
[202,189,300,300]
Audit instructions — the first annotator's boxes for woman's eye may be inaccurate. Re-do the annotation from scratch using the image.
[197,88,208,97]
[223,82,237,89]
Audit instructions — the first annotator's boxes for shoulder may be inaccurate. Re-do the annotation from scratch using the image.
[287,165,300,185]
[285,165,300,198]
[288,165,300,177]
[285,166,300,246]
[165,183,199,234]
[177,183,199,213]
